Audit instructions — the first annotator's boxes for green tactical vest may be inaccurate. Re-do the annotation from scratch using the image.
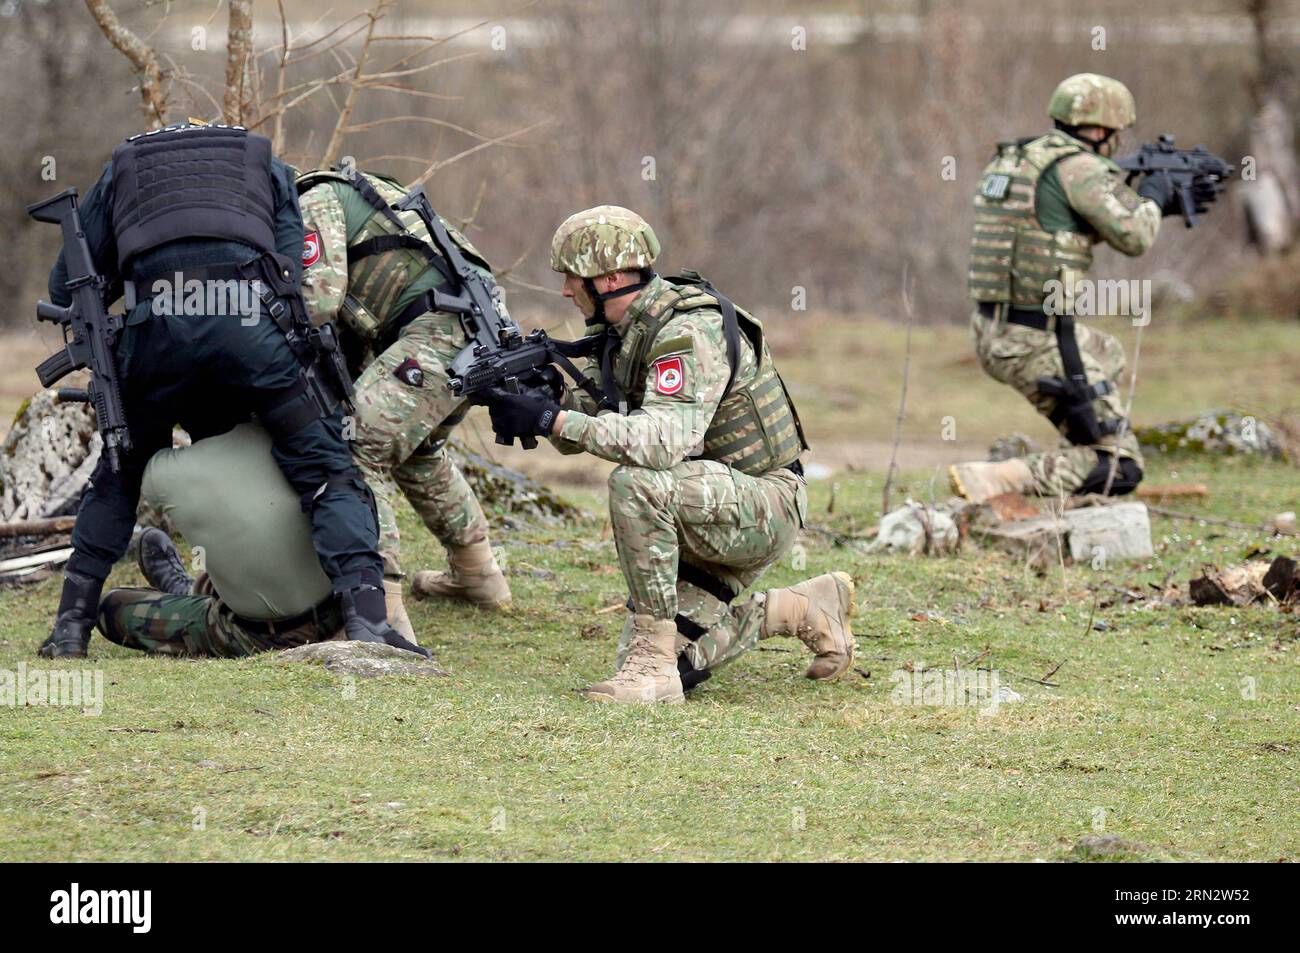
[295,170,491,341]
[612,279,808,475]
[967,132,1096,308]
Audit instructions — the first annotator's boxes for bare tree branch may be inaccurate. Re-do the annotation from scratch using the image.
[84,0,168,126]
[320,3,388,166]
[223,0,255,125]
[882,260,916,516]
[408,117,552,188]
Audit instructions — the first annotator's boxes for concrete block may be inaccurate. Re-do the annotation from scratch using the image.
[1064,502,1154,566]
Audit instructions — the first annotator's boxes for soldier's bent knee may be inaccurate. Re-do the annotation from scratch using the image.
[607,465,669,510]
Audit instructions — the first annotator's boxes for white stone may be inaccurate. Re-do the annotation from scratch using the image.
[1065,502,1154,564]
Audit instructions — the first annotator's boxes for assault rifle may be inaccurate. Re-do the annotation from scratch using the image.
[29,188,132,473]
[395,186,616,448]
[1116,135,1234,228]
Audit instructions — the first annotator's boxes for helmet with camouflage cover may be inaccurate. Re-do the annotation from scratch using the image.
[1048,73,1136,131]
[550,206,661,277]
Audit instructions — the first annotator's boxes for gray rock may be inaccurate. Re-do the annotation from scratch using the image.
[866,501,959,556]
[1072,833,1150,860]
[276,641,449,678]
[1136,411,1283,458]
[1065,502,1154,564]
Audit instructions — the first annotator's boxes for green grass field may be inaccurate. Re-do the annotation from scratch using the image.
[1,315,1296,862]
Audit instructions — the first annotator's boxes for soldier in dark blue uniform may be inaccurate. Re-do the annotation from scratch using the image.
[39,122,427,659]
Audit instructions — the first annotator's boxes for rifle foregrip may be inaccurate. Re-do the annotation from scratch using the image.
[36,349,75,387]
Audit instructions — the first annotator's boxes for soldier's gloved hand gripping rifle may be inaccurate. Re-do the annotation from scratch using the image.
[396,186,619,449]
[29,188,132,473]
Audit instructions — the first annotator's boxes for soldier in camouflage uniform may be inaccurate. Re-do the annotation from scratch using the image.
[98,423,350,657]
[297,169,512,641]
[480,207,857,704]
[950,74,1179,503]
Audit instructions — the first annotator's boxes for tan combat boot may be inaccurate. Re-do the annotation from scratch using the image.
[411,539,512,610]
[763,572,856,680]
[383,577,419,646]
[948,458,1034,504]
[584,615,685,704]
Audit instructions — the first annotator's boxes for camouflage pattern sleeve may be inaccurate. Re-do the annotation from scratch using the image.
[552,380,601,455]
[553,308,740,469]
[297,183,350,325]
[1057,152,1160,257]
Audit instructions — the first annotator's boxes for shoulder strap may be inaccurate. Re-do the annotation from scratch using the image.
[664,271,742,397]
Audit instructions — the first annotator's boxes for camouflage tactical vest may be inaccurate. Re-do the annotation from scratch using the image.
[613,280,808,475]
[967,132,1095,309]
[295,170,490,341]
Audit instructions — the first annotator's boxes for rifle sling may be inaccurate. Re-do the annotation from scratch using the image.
[547,336,620,412]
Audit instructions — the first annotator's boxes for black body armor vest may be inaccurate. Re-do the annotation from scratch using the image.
[110,124,278,271]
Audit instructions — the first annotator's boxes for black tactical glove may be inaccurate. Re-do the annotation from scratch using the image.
[518,365,564,403]
[342,586,432,659]
[39,569,103,658]
[482,386,560,448]
[1191,175,1223,215]
[1137,171,1180,217]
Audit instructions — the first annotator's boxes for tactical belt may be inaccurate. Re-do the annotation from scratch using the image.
[124,261,251,309]
[976,300,1051,331]
[232,593,343,640]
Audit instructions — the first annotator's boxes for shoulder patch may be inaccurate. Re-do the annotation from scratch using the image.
[651,356,685,396]
[647,334,695,362]
[302,230,322,268]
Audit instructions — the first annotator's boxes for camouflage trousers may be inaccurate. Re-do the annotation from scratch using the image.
[971,307,1143,495]
[608,460,807,675]
[97,574,343,658]
[351,313,488,578]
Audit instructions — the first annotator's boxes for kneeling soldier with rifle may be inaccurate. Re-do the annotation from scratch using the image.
[479,207,857,703]
[296,167,513,640]
[952,73,1230,503]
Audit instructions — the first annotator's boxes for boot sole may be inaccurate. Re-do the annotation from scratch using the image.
[583,689,685,705]
[948,464,972,501]
[808,571,857,681]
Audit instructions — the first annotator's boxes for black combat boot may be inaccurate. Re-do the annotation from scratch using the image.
[136,528,194,595]
[341,584,432,659]
[38,569,104,659]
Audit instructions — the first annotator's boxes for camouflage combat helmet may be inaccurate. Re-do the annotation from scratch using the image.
[550,206,661,277]
[1048,73,1136,131]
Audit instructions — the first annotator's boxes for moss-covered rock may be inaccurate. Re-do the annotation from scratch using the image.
[1135,410,1284,459]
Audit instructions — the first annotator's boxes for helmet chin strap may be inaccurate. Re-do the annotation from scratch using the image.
[583,270,655,323]
[1055,120,1118,155]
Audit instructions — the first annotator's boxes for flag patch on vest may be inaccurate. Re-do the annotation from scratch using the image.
[395,358,425,387]
[652,356,684,395]
[302,230,322,267]
[979,173,1012,200]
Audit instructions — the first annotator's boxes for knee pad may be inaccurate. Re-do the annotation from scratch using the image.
[677,653,712,692]
[1078,453,1143,496]
[300,469,379,524]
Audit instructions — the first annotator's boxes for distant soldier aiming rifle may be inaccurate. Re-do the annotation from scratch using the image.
[951,73,1232,504]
